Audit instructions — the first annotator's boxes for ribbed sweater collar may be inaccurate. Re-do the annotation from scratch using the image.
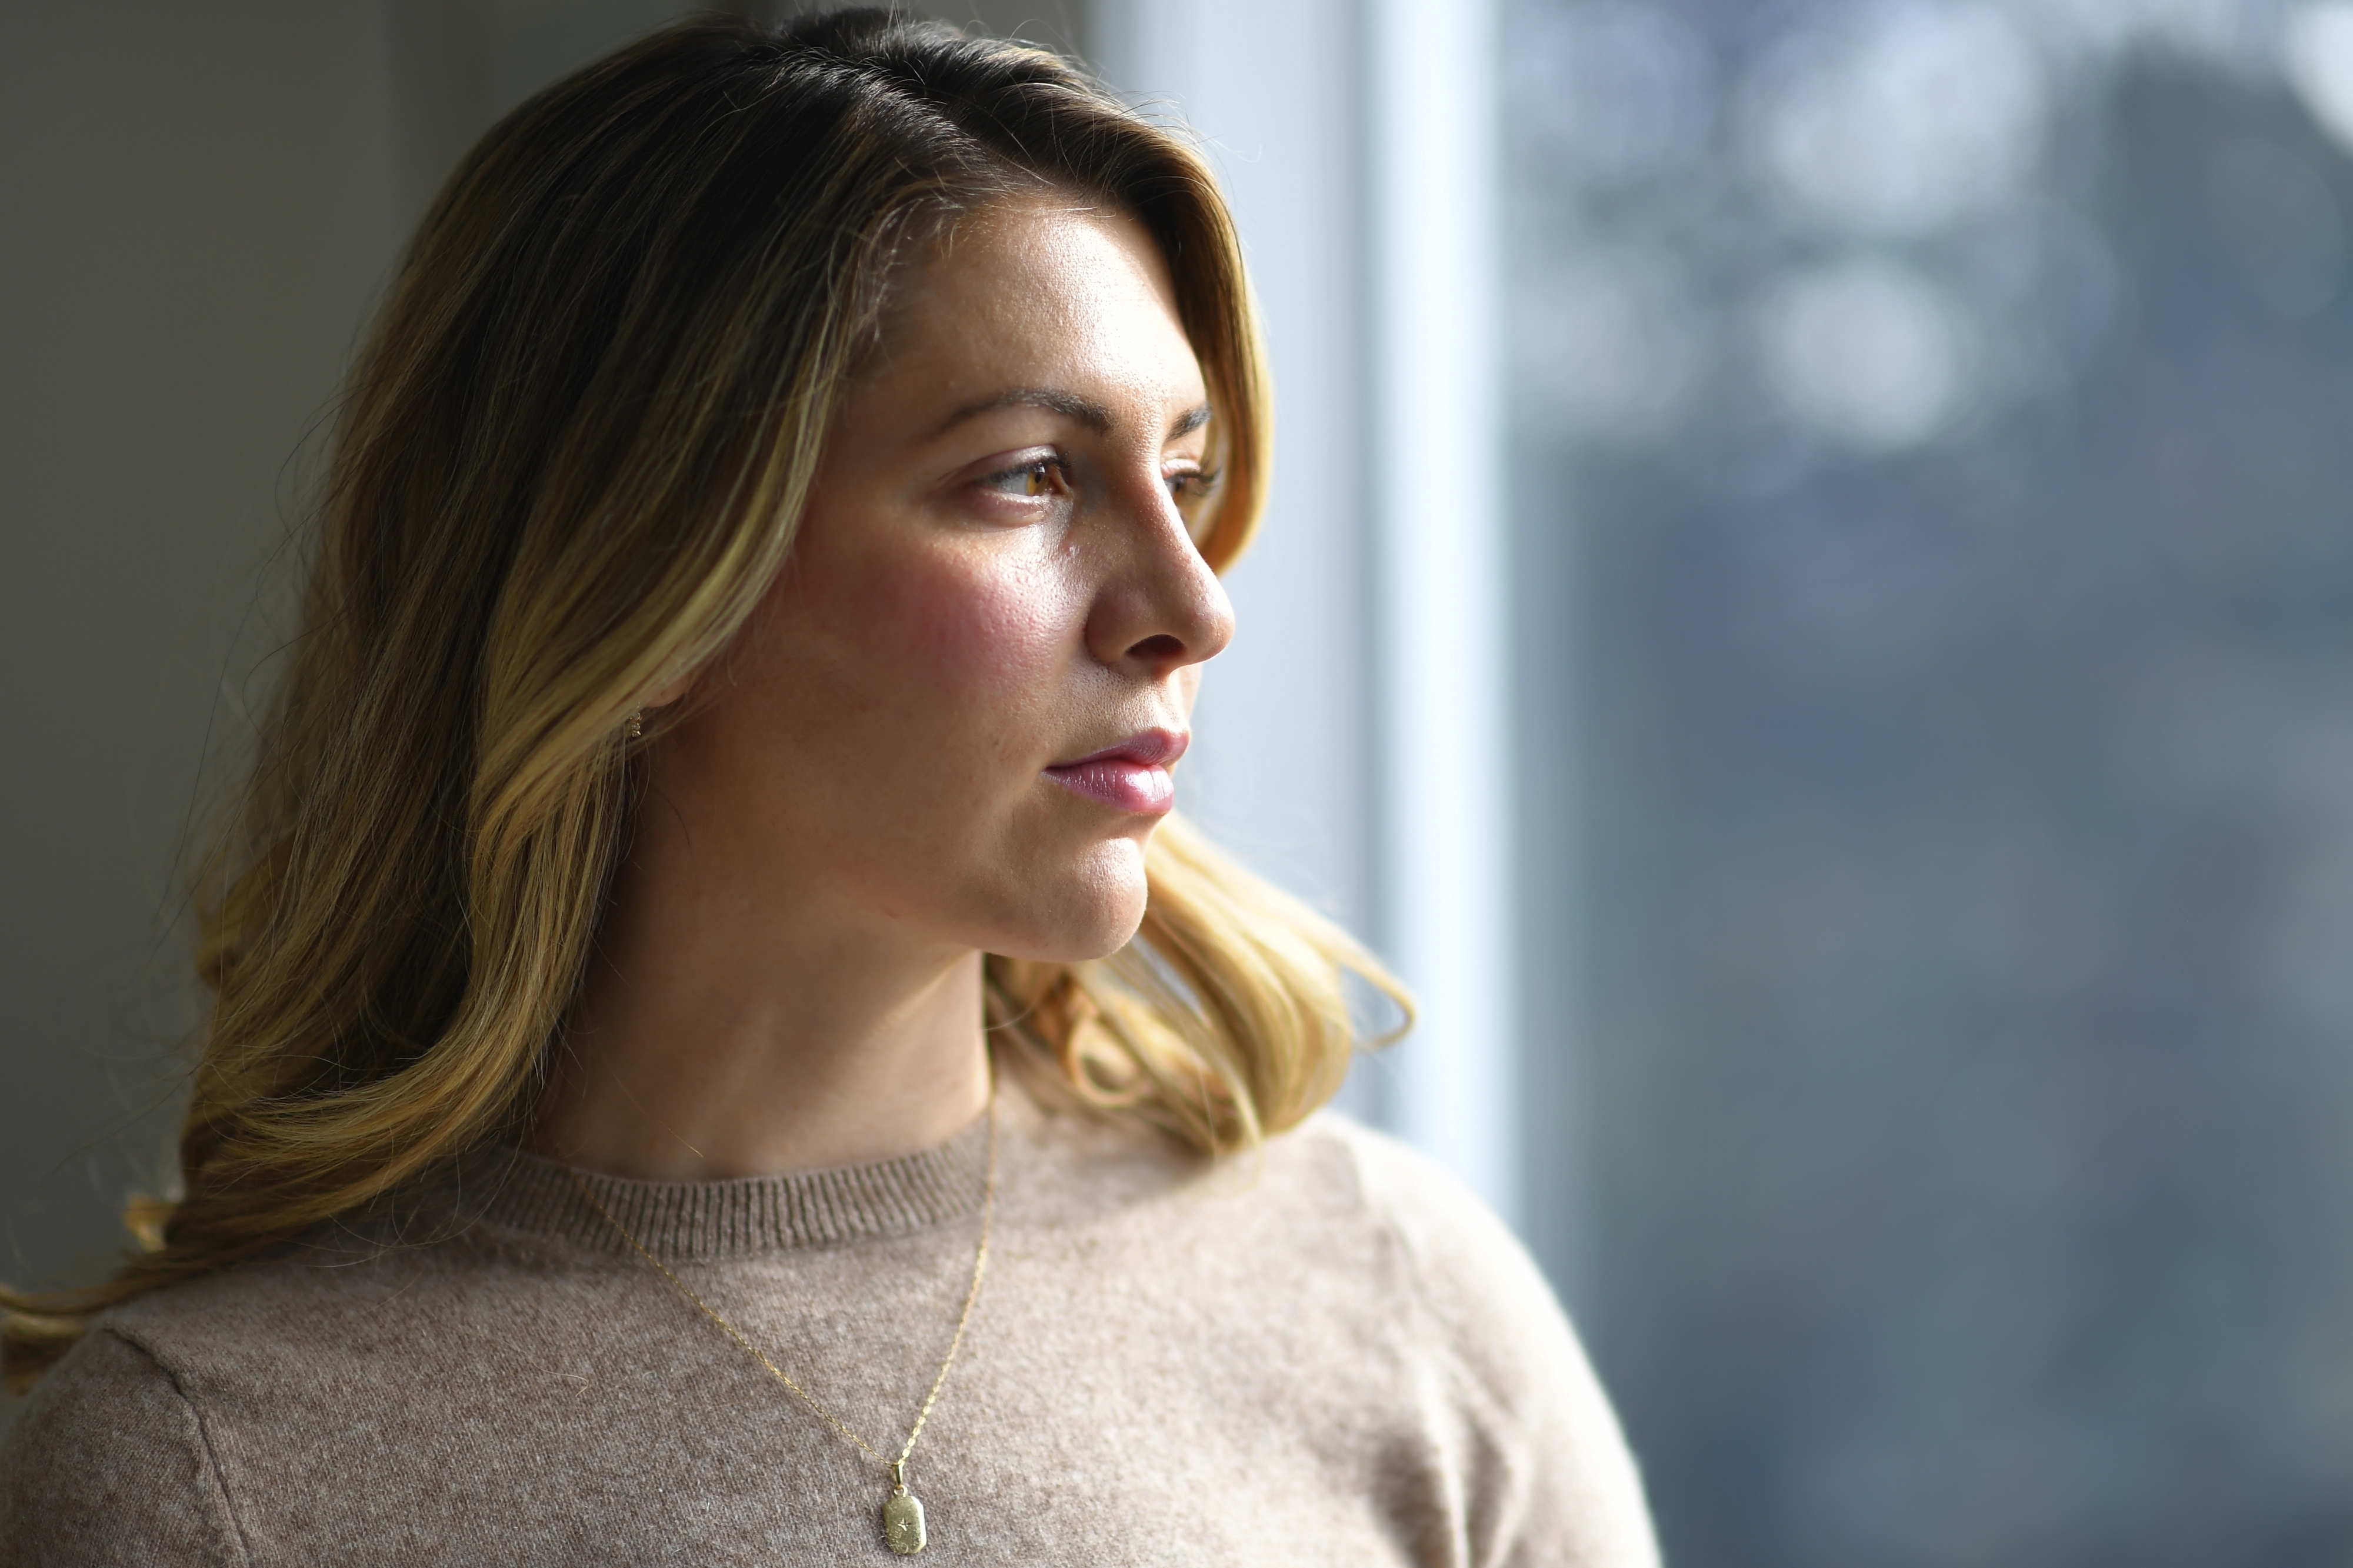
[462,1111,993,1262]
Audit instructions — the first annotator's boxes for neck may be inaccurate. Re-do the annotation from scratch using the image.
[531,812,992,1183]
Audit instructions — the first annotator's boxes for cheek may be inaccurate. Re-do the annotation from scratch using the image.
[809,532,1079,749]
[901,554,1065,702]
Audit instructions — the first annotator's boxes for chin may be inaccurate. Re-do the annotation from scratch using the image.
[986,842,1151,962]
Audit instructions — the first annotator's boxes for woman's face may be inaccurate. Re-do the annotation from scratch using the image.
[651,201,1233,963]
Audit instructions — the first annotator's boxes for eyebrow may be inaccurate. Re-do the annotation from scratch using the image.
[934,387,1213,442]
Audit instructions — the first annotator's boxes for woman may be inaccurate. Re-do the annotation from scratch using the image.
[0,13,1657,1564]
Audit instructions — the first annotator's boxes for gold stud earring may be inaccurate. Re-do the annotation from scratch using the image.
[626,709,644,740]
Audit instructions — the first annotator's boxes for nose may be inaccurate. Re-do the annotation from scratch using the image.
[1081,473,1235,680]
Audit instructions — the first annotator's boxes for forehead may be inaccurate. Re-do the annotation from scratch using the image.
[861,200,1205,409]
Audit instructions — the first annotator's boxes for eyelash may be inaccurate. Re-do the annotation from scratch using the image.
[979,456,1074,499]
[1167,466,1222,504]
[972,457,1222,506]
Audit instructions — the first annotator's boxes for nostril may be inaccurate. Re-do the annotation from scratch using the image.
[1128,633,1185,665]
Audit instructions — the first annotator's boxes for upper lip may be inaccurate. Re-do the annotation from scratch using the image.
[1048,728,1190,769]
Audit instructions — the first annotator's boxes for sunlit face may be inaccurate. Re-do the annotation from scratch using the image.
[650,201,1234,963]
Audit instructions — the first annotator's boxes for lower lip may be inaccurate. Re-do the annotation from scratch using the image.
[1045,759,1176,814]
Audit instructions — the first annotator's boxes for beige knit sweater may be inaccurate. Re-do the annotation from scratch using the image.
[0,1087,1657,1566]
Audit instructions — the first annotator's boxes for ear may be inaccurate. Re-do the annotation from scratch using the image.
[642,671,695,710]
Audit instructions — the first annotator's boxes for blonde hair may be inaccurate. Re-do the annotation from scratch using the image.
[1,9,1403,1392]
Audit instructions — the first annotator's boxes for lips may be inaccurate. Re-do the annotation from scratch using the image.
[1044,728,1188,814]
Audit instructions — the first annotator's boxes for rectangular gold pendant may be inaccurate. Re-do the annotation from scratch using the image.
[883,1490,927,1554]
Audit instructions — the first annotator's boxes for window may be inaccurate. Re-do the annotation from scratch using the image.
[1508,2,2353,1560]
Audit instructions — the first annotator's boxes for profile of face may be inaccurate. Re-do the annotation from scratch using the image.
[642,201,1234,966]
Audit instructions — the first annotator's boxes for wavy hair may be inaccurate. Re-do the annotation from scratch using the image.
[1,8,1404,1392]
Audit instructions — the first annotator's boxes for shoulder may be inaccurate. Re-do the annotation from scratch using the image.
[0,1326,248,1566]
[1266,1113,1571,1360]
[1299,1116,1572,1358]
[1277,1115,1663,1568]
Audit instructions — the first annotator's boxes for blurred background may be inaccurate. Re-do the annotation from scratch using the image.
[7,1,2353,1562]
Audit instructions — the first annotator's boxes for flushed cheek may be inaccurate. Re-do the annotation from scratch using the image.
[821,541,1079,775]
[909,554,1068,706]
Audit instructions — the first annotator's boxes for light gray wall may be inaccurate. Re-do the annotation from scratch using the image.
[1,0,1102,1296]
[1098,0,1375,935]
[1091,0,1388,1133]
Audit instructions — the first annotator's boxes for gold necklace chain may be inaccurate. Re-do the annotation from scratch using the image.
[562,1082,998,1556]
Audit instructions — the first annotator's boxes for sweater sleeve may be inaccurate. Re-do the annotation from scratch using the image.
[1339,1125,1661,1568]
[0,1327,248,1567]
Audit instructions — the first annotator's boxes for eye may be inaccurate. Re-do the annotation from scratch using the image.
[1168,468,1223,545]
[977,455,1073,501]
[1164,464,1220,502]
